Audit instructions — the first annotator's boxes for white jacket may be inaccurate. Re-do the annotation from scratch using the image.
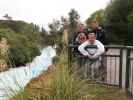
[78,40,105,58]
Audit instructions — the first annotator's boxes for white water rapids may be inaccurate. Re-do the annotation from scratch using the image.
[0,46,56,100]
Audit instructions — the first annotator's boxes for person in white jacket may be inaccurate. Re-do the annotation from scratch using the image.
[78,32,105,79]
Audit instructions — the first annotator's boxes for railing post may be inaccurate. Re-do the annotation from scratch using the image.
[119,48,123,88]
[121,48,128,90]
[68,46,72,68]
[125,49,131,89]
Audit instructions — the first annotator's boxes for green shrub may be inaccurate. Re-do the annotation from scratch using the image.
[47,66,89,100]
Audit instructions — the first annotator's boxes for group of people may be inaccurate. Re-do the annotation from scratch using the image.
[73,20,107,46]
[71,20,107,79]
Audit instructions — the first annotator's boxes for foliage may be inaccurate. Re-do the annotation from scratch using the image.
[0,20,47,67]
[86,0,133,44]
[68,9,80,42]
[68,9,80,33]
[104,0,133,44]
[86,9,105,26]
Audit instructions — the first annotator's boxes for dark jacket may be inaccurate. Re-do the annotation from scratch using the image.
[92,27,108,45]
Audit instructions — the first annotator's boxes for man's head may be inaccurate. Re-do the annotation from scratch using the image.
[88,33,96,44]
[77,23,85,32]
[90,20,99,29]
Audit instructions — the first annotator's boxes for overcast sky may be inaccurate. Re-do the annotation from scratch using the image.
[0,0,110,28]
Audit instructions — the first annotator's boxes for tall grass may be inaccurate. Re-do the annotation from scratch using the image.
[12,54,91,100]
[47,66,89,100]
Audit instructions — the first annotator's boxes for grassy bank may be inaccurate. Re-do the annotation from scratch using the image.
[12,54,132,100]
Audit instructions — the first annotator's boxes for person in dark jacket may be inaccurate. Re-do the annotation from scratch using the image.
[90,20,108,45]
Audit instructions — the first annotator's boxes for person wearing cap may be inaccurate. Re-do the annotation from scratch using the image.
[78,32,105,79]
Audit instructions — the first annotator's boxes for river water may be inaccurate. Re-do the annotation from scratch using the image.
[0,46,56,100]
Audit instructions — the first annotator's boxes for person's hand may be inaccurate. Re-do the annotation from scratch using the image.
[91,55,98,60]
[87,55,93,59]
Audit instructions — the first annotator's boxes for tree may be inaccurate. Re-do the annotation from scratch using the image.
[0,20,49,67]
[48,19,62,35]
[86,9,105,27]
[68,9,80,41]
[127,12,133,42]
[105,0,133,44]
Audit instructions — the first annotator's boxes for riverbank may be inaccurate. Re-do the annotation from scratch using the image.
[0,46,56,99]
[12,54,132,100]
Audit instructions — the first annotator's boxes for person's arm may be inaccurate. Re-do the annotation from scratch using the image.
[78,41,90,56]
[92,41,105,59]
[75,33,80,42]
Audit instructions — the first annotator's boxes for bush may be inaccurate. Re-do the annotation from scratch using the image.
[47,66,89,100]
[0,20,44,67]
